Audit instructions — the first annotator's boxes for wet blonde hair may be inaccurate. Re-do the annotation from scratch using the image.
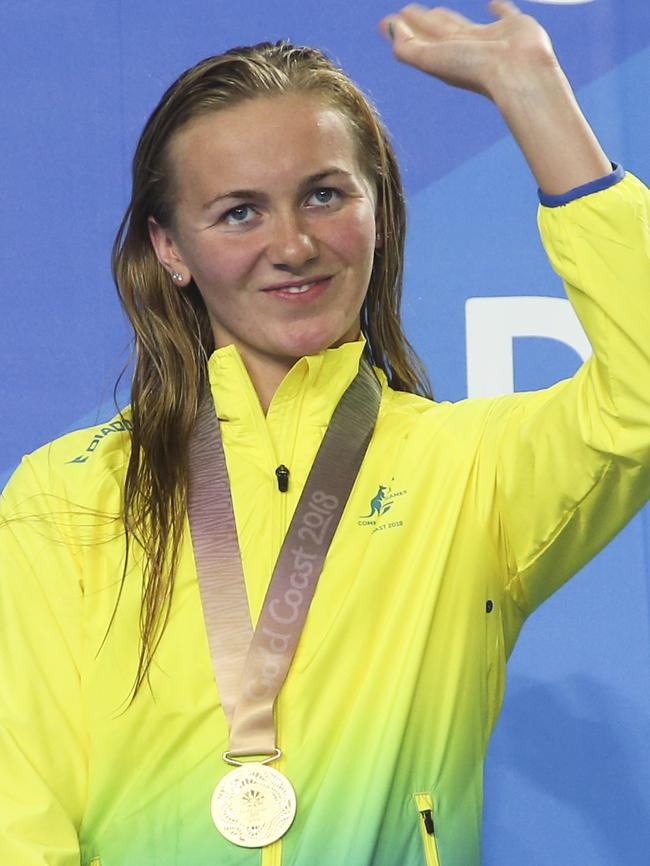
[112,41,432,697]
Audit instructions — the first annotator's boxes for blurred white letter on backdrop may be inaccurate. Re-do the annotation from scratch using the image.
[465,296,592,398]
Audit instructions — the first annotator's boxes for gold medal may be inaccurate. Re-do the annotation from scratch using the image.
[211,762,297,848]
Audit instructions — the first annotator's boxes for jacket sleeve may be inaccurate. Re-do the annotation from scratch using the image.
[0,455,86,866]
[481,172,650,644]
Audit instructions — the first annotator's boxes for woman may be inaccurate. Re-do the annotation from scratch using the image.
[1,2,649,865]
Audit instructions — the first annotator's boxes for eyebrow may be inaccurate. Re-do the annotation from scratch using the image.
[201,168,354,210]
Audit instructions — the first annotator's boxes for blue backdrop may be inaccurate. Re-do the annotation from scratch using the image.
[2,1,649,862]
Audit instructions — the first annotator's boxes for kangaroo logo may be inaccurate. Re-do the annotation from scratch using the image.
[362,485,393,518]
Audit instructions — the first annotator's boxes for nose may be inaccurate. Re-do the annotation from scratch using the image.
[266,210,318,271]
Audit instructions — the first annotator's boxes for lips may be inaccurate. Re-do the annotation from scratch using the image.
[272,282,317,294]
[261,275,332,300]
[261,275,332,292]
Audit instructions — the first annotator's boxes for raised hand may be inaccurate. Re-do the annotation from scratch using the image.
[380,1,558,101]
[381,2,611,195]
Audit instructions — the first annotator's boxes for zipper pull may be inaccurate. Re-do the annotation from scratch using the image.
[275,465,290,493]
[420,809,435,835]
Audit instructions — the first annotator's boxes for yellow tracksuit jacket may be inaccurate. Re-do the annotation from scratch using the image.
[1,172,649,866]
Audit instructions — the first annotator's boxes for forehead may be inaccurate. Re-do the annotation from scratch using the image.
[169,94,366,200]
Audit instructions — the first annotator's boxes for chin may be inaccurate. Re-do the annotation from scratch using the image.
[280,320,360,358]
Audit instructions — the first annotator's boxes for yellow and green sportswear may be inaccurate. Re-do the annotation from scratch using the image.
[1,172,650,866]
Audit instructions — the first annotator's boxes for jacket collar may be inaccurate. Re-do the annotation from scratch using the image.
[206,338,368,430]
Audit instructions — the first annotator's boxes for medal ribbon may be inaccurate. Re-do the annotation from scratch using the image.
[187,357,380,758]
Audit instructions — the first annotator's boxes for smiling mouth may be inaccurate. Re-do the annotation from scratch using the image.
[261,276,332,298]
[279,283,317,294]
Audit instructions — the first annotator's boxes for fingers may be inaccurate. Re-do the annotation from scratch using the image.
[380,5,471,58]
[382,2,521,38]
[380,16,430,68]
[399,4,473,37]
[379,17,443,74]
[379,1,543,97]
[489,0,520,19]
[380,15,415,44]
[380,2,523,54]
[380,5,472,71]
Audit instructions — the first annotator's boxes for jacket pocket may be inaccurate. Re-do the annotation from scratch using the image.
[413,792,441,866]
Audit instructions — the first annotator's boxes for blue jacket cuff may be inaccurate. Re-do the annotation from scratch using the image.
[538,162,625,207]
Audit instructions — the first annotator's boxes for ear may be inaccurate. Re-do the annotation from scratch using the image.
[148,216,190,286]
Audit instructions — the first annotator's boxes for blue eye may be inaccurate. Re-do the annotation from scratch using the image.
[309,188,339,206]
[223,204,255,225]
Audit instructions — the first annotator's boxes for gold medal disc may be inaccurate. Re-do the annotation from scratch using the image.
[211,763,297,848]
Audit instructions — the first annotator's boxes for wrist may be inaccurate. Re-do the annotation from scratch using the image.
[488,55,567,112]
[487,59,611,195]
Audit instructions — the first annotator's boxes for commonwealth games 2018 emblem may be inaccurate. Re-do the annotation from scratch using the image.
[362,484,393,517]
[358,481,407,531]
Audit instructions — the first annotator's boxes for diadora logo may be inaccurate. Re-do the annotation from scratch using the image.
[358,480,407,533]
[67,419,132,464]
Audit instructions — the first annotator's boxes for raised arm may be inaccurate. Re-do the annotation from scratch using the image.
[381,3,650,634]
[381,0,612,194]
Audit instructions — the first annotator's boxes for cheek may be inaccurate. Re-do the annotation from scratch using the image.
[326,210,377,269]
[187,238,257,290]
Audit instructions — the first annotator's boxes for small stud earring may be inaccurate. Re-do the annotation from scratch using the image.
[172,272,184,283]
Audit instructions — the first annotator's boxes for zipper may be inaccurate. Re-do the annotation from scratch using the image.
[275,464,290,492]
[413,793,441,866]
